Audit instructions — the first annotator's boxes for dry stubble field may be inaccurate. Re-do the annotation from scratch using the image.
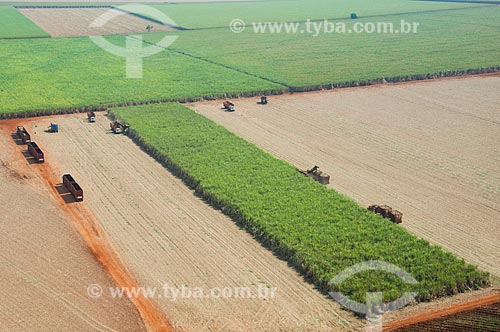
[190,75,500,277]
[22,114,363,332]
[18,8,177,37]
[0,120,145,332]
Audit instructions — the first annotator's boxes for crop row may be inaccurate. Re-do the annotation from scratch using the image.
[112,103,490,306]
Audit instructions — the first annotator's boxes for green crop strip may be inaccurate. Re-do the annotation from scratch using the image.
[113,103,490,305]
[144,6,500,88]
[0,6,49,39]
[0,36,284,116]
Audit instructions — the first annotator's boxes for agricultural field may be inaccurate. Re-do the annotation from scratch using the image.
[14,113,364,332]
[146,6,500,88]
[145,0,482,29]
[191,75,500,278]
[1,0,499,331]
[0,120,145,332]
[113,102,490,305]
[0,3,498,115]
[0,6,49,38]
[0,35,281,116]
[18,7,177,37]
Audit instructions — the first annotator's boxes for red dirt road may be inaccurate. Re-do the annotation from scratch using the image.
[385,292,500,331]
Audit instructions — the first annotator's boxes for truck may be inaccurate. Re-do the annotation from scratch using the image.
[87,111,96,123]
[27,142,44,163]
[16,126,31,143]
[110,121,129,134]
[63,174,83,201]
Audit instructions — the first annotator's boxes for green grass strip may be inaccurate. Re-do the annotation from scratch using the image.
[113,103,489,305]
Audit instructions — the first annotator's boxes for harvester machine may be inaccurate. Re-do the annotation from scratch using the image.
[87,111,96,123]
[297,165,330,185]
[223,101,235,112]
[110,121,130,134]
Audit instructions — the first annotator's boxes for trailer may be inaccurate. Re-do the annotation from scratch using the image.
[63,174,83,201]
[367,204,403,224]
[27,142,44,163]
[16,126,31,143]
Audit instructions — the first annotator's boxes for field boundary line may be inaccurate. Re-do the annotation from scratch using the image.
[139,37,292,88]
[0,35,50,40]
[110,5,188,31]
[1,67,498,120]
[14,5,113,9]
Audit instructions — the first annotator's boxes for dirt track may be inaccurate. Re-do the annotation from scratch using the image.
[19,8,177,37]
[0,120,145,332]
[190,75,500,278]
[22,114,363,332]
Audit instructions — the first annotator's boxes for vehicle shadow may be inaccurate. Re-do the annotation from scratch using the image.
[55,183,78,204]
[21,150,38,165]
[10,133,25,146]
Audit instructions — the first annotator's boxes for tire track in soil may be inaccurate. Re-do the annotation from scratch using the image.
[0,117,173,332]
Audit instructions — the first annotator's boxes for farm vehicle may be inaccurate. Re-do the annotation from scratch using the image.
[367,204,403,224]
[110,121,130,134]
[16,126,31,143]
[46,123,59,133]
[223,101,235,112]
[27,142,44,163]
[63,174,83,201]
[297,165,330,185]
[87,111,96,122]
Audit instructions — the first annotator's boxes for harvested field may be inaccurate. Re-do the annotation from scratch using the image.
[190,75,500,277]
[21,114,363,332]
[18,8,177,37]
[0,120,145,332]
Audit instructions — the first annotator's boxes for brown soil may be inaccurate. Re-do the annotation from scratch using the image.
[17,114,364,332]
[18,8,177,37]
[190,75,500,279]
[0,119,146,332]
